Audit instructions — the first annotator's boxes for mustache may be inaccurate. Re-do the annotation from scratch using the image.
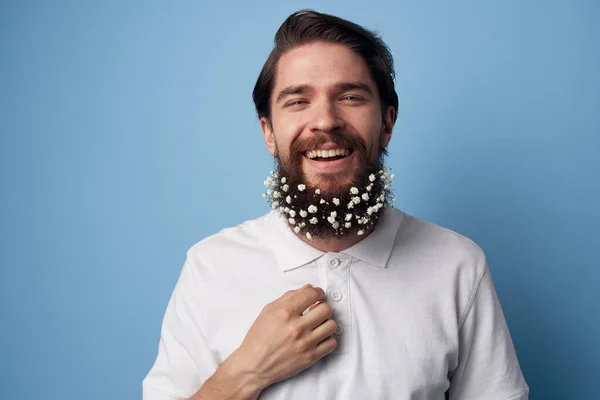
[290,132,366,155]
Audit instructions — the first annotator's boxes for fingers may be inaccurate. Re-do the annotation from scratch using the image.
[310,318,337,343]
[301,301,332,330]
[288,286,326,314]
[314,336,337,359]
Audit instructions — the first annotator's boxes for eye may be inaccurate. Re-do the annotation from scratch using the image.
[285,99,307,108]
[341,95,363,102]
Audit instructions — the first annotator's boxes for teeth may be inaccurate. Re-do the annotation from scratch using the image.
[306,148,350,159]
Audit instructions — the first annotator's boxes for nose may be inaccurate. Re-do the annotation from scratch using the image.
[308,102,344,133]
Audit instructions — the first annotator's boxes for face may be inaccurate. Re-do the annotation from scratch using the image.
[261,42,395,196]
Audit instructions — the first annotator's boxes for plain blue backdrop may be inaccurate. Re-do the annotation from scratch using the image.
[1,1,598,399]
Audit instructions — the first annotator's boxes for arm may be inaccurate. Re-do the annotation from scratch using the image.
[448,262,529,400]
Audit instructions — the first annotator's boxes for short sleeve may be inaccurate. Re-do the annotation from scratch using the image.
[143,258,219,400]
[448,262,529,400]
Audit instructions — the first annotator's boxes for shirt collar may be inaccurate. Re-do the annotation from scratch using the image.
[267,207,403,272]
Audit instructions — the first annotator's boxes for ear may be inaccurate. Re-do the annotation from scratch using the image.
[379,106,395,148]
[261,117,277,156]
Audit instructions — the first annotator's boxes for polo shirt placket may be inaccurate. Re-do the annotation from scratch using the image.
[322,253,351,357]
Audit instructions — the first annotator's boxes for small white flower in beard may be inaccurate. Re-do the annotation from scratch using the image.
[366,184,372,192]
[392,197,396,203]
[281,177,287,184]
[345,214,352,221]
[288,218,296,225]
[369,174,376,182]
[357,229,364,235]
[332,222,340,229]
[299,221,306,228]
[330,211,337,218]
[367,207,374,215]
[362,193,369,201]
[289,209,296,217]
[344,222,352,228]
[309,217,318,224]
[320,199,326,204]
[294,226,301,233]
[286,195,292,204]
[262,193,267,198]
[352,196,361,204]
[298,184,306,191]
[308,205,318,213]
[299,210,308,218]
[306,232,312,240]
[332,198,340,206]
[282,184,289,192]
[390,174,395,180]
[327,216,336,224]
[315,189,321,194]
[347,202,354,209]
[350,187,359,195]
[273,191,282,198]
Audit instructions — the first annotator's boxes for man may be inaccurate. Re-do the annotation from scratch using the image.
[143,9,529,400]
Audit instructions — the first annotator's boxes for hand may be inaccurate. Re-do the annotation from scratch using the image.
[222,284,337,394]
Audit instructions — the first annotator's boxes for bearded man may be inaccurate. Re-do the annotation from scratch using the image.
[143,10,529,400]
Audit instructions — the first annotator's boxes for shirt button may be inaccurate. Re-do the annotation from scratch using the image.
[330,290,343,302]
[334,325,344,335]
[328,258,340,269]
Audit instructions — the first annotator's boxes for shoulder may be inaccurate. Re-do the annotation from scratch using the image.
[391,209,487,281]
[184,212,276,275]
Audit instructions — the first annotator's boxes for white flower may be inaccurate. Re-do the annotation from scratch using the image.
[306,232,312,240]
[308,205,318,213]
[390,173,395,180]
[320,199,326,204]
[282,184,289,192]
[357,229,364,235]
[384,184,390,190]
[347,202,355,209]
[332,198,340,206]
[392,197,396,203]
[344,222,352,228]
[298,184,306,191]
[309,217,318,224]
[299,222,306,228]
[366,184,372,192]
[272,201,280,207]
[289,209,296,217]
[369,174,376,182]
[281,177,287,184]
[288,218,296,225]
[327,216,336,224]
[362,193,369,201]
[299,210,308,218]
[350,187,359,195]
[315,189,321,194]
[352,196,361,204]
[267,189,273,196]
[262,193,267,198]
[284,207,290,213]
[367,207,374,215]
[332,222,340,229]
[293,226,301,233]
[286,195,292,204]
[330,211,337,218]
[345,214,352,221]
[273,191,282,198]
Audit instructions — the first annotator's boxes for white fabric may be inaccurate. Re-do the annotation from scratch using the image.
[143,208,529,399]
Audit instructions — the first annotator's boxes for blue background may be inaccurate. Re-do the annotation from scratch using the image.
[1,1,598,399]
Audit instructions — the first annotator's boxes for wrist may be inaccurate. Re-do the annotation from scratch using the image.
[213,351,268,400]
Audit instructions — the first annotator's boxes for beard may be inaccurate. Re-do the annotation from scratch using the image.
[263,131,394,240]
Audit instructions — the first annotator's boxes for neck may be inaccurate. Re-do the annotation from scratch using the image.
[292,224,375,252]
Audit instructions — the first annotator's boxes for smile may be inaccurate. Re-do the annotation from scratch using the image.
[305,148,352,161]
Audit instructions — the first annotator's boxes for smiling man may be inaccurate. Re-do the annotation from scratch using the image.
[143,10,529,400]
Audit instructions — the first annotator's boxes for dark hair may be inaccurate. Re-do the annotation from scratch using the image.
[252,9,398,124]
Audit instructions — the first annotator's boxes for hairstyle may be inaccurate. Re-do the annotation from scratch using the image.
[252,9,398,124]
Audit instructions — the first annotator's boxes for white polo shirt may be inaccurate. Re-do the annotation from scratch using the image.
[143,207,529,399]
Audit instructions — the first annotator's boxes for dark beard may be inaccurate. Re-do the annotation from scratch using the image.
[267,134,393,239]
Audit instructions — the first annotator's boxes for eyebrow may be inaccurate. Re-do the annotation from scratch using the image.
[275,81,374,104]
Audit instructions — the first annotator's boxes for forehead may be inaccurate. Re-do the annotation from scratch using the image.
[274,42,375,91]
